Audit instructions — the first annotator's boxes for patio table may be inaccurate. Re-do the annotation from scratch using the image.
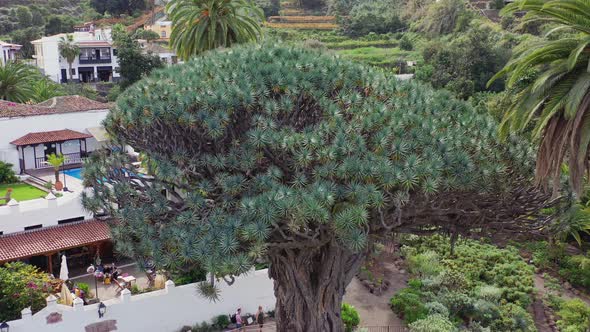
[118,275,136,288]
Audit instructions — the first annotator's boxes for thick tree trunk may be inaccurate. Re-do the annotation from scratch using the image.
[268,240,365,332]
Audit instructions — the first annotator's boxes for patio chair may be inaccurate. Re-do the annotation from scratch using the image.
[112,279,127,295]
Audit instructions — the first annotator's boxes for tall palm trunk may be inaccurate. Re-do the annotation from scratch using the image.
[68,62,73,82]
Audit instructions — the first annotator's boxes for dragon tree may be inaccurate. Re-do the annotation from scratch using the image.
[83,45,554,331]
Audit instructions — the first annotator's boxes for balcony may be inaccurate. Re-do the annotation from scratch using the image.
[79,57,112,64]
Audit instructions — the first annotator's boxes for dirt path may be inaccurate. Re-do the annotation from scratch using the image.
[344,260,408,327]
[531,273,590,332]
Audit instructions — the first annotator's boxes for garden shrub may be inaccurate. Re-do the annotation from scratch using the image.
[341,303,360,332]
[425,301,449,317]
[0,161,18,184]
[490,303,536,332]
[472,299,500,326]
[399,34,413,50]
[556,298,590,332]
[390,287,428,323]
[409,314,456,332]
[76,282,90,296]
[343,0,405,36]
[0,262,50,321]
[396,235,536,330]
[212,314,230,329]
[473,285,502,302]
[407,250,441,277]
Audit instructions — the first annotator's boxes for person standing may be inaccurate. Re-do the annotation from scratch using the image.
[255,306,264,331]
[235,308,243,331]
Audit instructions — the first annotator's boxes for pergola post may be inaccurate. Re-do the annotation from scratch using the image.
[32,144,37,169]
[47,254,53,276]
[19,145,25,174]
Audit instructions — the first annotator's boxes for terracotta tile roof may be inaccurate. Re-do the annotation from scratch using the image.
[0,95,111,118]
[10,129,93,146]
[0,220,111,262]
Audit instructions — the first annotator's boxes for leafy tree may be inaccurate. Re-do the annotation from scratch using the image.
[10,27,43,59]
[16,6,33,28]
[343,0,405,36]
[90,0,147,16]
[489,0,590,195]
[0,62,37,102]
[0,161,18,184]
[299,0,326,10]
[0,262,51,321]
[59,34,80,82]
[417,24,512,99]
[112,24,164,89]
[83,45,553,331]
[46,15,78,35]
[416,0,471,36]
[167,0,264,60]
[254,0,280,17]
[132,28,161,42]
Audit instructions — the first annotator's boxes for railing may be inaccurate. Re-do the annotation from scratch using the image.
[79,57,112,64]
[35,153,84,169]
[358,327,409,332]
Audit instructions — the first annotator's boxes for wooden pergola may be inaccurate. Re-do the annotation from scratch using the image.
[10,129,92,174]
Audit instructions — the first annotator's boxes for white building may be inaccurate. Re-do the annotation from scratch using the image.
[31,29,120,83]
[0,40,21,65]
[0,95,110,174]
[138,40,179,65]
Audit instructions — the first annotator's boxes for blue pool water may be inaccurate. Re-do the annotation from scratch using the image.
[63,168,83,180]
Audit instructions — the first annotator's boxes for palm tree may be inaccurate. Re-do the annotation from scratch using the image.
[489,0,590,195]
[46,153,65,185]
[58,34,79,82]
[0,62,36,103]
[166,0,264,60]
[31,79,65,103]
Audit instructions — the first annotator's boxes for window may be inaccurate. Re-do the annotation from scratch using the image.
[0,231,3,236]
[161,31,166,38]
[24,224,42,231]
[58,216,85,225]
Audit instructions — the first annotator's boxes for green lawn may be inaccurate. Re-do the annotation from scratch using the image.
[0,183,47,202]
[336,47,417,67]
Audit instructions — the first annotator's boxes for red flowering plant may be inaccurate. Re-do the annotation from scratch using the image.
[0,262,51,321]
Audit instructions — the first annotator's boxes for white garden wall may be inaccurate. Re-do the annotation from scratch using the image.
[0,192,92,235]
[7,269,276,332]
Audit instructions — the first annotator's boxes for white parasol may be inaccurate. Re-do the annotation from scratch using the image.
[59,255,69,281]
[59,283,73,306]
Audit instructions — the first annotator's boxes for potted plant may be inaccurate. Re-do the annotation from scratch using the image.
[46,154,65,191]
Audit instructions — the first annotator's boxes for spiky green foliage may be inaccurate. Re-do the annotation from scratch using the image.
[0,62,36,103]
[86,43,543,274]
[167,0,264,60]
[83,45,551,328]
[58,34,79,81]
[490,0,590,194]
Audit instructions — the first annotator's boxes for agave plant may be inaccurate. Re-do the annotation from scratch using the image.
[489,0,590,194]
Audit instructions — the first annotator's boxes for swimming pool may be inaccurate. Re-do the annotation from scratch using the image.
[63,168,84,180]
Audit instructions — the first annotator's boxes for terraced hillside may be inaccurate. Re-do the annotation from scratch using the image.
[264,1,338,30]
